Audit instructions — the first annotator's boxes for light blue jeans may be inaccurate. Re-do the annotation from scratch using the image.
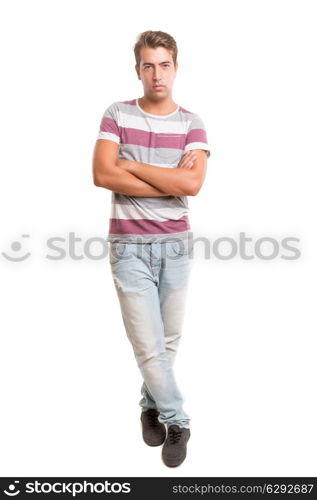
[109,237,193,429]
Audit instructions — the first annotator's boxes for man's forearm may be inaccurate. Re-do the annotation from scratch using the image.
[125,161,196,196]
[96,167,172,197]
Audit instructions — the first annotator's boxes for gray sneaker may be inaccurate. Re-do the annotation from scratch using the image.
[162,424,191,467]
[140,409,166,446]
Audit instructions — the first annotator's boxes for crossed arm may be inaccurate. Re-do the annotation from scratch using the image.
[92,139,208,197]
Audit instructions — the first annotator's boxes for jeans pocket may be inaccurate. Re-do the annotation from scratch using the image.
[109,243,128,264]
[169,238,193,259]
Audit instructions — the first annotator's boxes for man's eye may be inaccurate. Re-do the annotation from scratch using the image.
[144,65,170,69]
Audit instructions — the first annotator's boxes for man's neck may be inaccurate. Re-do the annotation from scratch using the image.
[138,96,178,116]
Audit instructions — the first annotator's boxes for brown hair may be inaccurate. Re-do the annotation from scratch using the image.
[134,30,178,67]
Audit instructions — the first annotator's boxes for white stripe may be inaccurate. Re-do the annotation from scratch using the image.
[184,142,211,157]
[97,131,120,143]
[111,202,188,221]
[117,110,190,134]
[138,162,178,168]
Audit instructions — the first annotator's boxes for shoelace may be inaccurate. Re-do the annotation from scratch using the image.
[167,427,182,444]
[146,410,160,427]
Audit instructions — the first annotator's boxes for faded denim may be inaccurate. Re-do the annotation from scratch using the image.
[109,237,193,429]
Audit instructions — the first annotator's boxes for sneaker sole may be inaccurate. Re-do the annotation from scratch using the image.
[162,450,187,467]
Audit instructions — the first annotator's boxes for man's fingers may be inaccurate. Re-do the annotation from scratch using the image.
[178,151,197,169]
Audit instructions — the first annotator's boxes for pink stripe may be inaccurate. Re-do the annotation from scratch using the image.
[100,121,187,149]
[178,106,195,115]
[100,122,206,150]
[185,128,207,145]
[109,216,190,234]
[100,117,120,137]
[121,128,186,149]
[122,99,137,105]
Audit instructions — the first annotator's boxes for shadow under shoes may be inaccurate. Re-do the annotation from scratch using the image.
[140,409,166,446]
[162,424,191,467]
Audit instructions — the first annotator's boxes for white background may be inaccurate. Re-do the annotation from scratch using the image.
[1,0,316,477]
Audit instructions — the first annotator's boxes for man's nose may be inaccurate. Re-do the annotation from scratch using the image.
[153,67,163,81]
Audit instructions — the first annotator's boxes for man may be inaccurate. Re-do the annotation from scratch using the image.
[92,30,211,467]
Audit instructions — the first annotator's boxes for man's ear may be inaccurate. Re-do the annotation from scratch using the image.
[135,64,141,80]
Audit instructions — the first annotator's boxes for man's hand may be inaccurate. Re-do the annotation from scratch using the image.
[177,150,197,169]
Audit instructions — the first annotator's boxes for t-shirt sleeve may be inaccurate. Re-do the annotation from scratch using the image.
[97,102,120,144]
[184,114,211,158]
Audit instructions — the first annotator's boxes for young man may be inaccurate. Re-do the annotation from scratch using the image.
[92,30,211,467]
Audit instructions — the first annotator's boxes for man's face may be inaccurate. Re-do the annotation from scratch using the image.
[135,46,178,101]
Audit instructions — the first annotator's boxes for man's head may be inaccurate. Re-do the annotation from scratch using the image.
[134,30,178,102]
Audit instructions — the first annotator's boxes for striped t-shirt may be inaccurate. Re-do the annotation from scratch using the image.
[97,98,211,243]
